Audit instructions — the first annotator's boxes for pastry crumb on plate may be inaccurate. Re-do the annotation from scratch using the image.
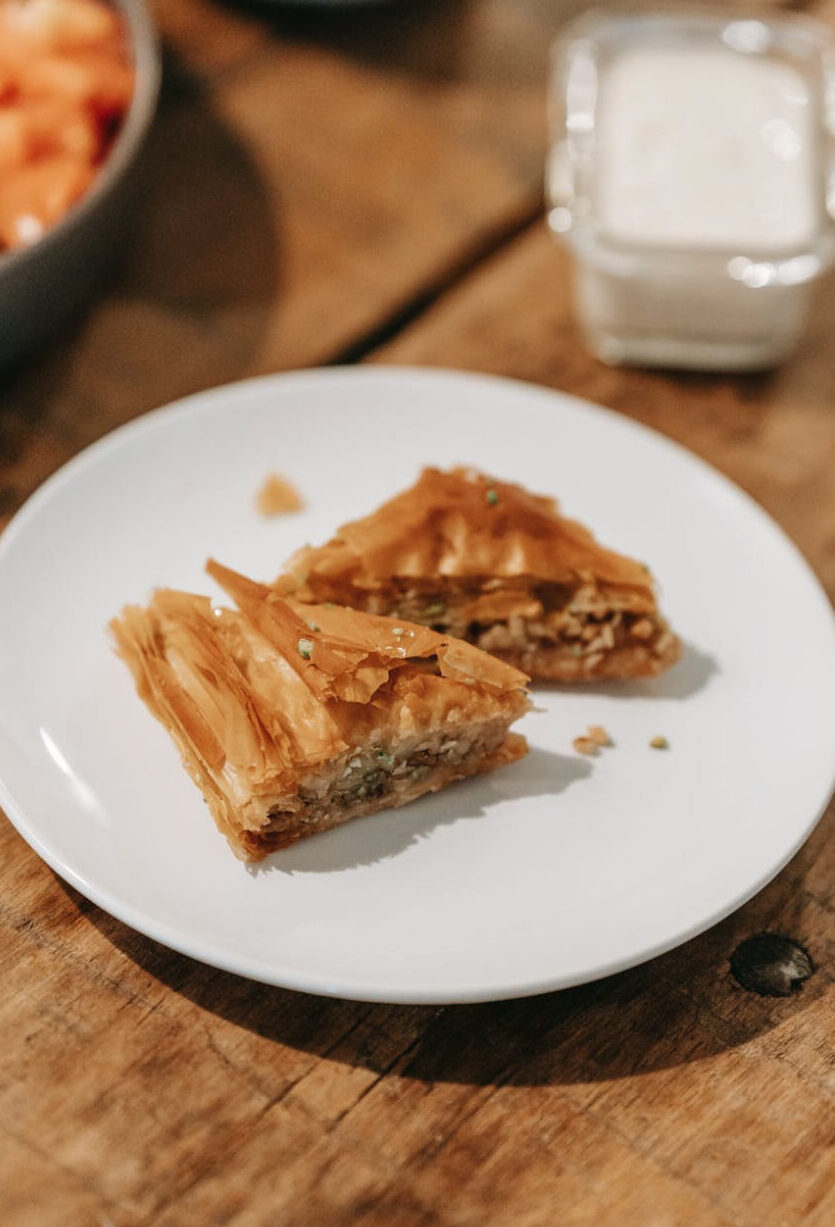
[256,473,304,515]
[573,725,612,756]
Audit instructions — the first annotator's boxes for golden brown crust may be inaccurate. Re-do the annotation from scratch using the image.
[207,560,529,697]
[278,466,654,596]
[274,467,680,682]
[111,564,531,861]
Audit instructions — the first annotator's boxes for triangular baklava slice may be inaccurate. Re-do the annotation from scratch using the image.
[275,467,681,683]
[110,561,530,862]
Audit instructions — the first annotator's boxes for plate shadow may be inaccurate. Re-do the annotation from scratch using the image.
[535,640,717,702]
[65,803,832,1090]
[250,747,590,876]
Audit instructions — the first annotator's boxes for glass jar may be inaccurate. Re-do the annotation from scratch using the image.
[547,11,835,370]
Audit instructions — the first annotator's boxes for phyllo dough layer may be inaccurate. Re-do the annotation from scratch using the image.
[275,467,681,682]
[111,561,531,861]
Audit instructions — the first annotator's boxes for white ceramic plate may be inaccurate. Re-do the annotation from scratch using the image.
[1,367,833,1003]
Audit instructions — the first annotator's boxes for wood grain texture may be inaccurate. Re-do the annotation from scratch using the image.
[2,0,835,1224]
[3,805,835,1226]
[0,0,555,534]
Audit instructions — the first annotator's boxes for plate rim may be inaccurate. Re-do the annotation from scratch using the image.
[1,364,834,1004]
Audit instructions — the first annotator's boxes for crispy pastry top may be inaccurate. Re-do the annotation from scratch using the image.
[276,466,655,596]
[110,562,530,803]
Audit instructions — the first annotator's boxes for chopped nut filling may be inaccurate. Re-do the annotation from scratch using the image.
[258,719,513,849]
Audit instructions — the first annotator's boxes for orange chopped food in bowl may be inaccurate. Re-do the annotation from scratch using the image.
[0,0,134,251]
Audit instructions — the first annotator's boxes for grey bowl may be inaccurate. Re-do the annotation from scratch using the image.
[0,0,161,368]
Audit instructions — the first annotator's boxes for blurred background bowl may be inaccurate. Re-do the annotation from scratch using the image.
[0,0,161,369]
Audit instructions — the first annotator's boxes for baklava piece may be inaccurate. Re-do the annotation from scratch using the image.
[275,467,681,682]
[110,561,530,862]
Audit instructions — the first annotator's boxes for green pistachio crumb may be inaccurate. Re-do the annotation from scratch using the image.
[305,619,320,632]
[425,602,446,618]
[486,488,499,506]
[297,637,314,660]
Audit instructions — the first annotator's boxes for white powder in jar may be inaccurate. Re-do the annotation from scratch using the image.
[594,48,818,250]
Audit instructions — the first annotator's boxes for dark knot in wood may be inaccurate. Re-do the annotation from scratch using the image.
[730,933,815,997]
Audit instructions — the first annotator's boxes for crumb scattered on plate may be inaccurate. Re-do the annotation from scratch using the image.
[573,725,612,756]
[649,735,669,750]
[256,473,304,516]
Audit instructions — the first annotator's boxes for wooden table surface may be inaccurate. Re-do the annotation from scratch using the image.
[3,2,835,1224]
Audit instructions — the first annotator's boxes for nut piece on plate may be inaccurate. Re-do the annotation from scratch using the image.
[573,725,612,756]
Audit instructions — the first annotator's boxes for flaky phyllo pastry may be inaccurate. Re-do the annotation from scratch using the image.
[110,561,531,862]
[275,467,681,682]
